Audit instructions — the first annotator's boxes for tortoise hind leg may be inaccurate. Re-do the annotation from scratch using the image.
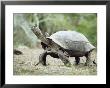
[75,57,80,65]
[85,51,95,66]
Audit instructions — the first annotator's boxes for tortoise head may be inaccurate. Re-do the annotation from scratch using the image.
[31,25,43,38]
[31,25,49,45]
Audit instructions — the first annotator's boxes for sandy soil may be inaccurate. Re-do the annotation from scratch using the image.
[13,46,97,75]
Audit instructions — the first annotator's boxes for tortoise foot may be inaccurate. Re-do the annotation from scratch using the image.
[84,62,96,67]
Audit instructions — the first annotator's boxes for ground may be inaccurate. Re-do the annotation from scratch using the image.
[13,46,97,75]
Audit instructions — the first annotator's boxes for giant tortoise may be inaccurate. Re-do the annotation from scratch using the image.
[31,25,96,67]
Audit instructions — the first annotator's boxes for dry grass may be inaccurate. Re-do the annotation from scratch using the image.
[13,46,97,75]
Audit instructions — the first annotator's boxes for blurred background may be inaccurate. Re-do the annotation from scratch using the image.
[14,13,97,48]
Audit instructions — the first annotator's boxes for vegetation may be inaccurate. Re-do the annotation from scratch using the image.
[14,13,97,48]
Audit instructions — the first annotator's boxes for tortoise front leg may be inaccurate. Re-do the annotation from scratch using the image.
[58,51,71,67]
[35,50,59,66]
[35,50,47,66]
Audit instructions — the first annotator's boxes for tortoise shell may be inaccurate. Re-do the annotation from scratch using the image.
[47,31,95,53]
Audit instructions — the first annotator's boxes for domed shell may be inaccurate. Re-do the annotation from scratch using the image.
[47,31,95,52]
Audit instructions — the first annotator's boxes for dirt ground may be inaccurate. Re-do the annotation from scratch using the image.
[13,46,97,75]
